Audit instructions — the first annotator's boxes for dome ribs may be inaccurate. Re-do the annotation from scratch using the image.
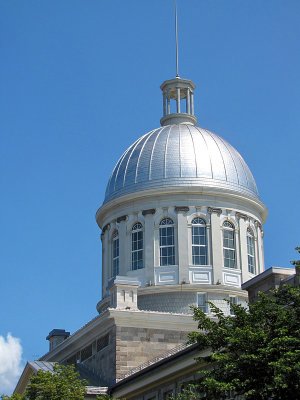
[165,125,180,178]
[180,124,197,178]
[149,127,167,181]
[135,129,159,184]
[103,125,260,203]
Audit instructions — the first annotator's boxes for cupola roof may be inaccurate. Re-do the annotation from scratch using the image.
[103,123,259,204]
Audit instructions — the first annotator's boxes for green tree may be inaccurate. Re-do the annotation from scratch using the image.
[291,246,300,268]
[183,284,300,399]
[1,395,25,400]
[2,364,87,400]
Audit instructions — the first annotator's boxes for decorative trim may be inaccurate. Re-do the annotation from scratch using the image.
[116,215,127,223]
[236,212,248,221]
[175,206,190,213]
[254,220,263,236]
[102,223,110,234]
[142,208,156,216]
[207,207,222,216]
[254,220,262,230]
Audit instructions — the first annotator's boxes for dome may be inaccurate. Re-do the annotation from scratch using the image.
[104,123,259,204]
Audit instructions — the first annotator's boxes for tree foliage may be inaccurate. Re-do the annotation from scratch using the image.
[291,246,300,268]
[180,284,300,400]
[2,364,87,400]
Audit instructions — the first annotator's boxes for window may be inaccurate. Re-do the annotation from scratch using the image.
[97,334,109,352]
[223,221,236,268]
[192,217,207,265]
[229,296,238,316]
[163,390,174,399]
[132,223,143,270]
[247,228,256,274]
[80,344,92,361]
[112,230,119,277]
[197,293,207,313]
[159,218,175,266]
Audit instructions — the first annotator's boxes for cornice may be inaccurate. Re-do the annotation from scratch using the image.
[96,186,267,227]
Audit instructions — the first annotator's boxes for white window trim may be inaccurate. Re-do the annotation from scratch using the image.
[159,218,176,266]
[131,222,144,270]
[191,217,208,266]
[197,292,208,314]
[222,221,236,269]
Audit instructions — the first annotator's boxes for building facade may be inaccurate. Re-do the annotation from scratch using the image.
[15,73,268,398]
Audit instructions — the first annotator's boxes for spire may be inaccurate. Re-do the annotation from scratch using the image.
[175,0,179,78]
[160,1,197,126]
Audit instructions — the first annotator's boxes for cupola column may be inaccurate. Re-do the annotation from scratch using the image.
[160,78,197,126]
[167,90,171,114]
[191,91,194,115]
[176,87,181,113]
[186,87,191,114]
[163,93,167,116]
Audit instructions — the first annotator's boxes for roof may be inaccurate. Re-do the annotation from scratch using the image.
[28,361,56,372]
[104,124,259,204]
[242,266,295,290]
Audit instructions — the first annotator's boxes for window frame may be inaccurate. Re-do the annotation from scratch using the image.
[247,228,256,274]
[222,221,236,269]
[197,292,208,314]
[131,222,144,270]
[159,218,176,266]
[191,217,208,266]
[111,230,119,277]
[229,295,238,316]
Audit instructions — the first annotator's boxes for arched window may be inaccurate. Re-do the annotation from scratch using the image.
[159,218,175,266]
[223,221,236,269]
[112,230,119,277]
[192,217,207,265]
[247,228,256,274]
[132,223,143,270]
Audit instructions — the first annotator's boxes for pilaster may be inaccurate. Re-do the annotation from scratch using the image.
[143,209,156,284]
[118,218,127,276]
[208,208,223,284]
[256,222,265,273]
[238,216,249,283]
[102,226,110,297]
[176,207,189,283]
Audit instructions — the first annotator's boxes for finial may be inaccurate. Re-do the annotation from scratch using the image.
[159,0,197,126]
[174,0,179,78]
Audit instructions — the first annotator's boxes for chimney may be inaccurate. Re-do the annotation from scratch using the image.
[46,329,70,351]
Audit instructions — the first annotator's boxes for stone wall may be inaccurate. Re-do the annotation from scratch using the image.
[138,291,247,316]
[138,292,196,314]
[83,326,116,386]
[116,326,188,380]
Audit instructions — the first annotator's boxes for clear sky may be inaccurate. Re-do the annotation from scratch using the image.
[0,0,299,393]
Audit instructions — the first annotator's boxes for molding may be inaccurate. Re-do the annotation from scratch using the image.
[116,215,127,223]
[137,284,248,297]
[102,223,110,233]
[96,186,268,228]
[207,207,222,216]
[254,220,263,231]
[142,208,156,216]
[236,212,248,221]
[175,206,190,213]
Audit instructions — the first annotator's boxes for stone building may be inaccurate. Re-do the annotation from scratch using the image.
[15,69,267,398]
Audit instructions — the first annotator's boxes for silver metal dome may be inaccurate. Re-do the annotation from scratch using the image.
[104,124,259,204]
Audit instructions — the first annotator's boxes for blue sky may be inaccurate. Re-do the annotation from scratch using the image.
[0,0,299,393]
